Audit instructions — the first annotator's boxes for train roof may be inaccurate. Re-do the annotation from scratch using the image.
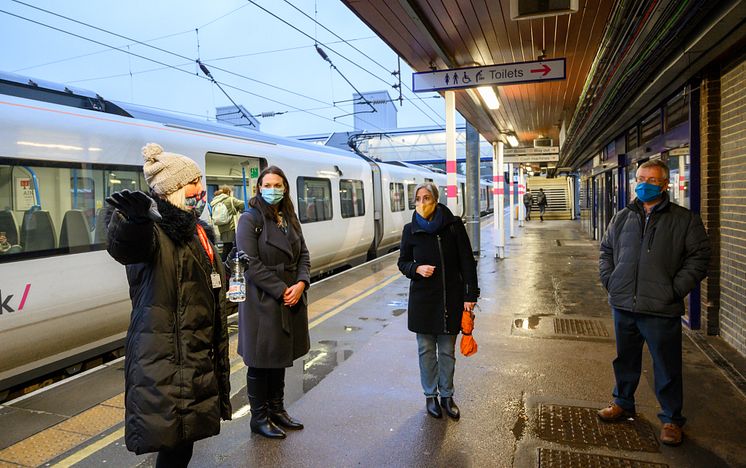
[0,70,360,160]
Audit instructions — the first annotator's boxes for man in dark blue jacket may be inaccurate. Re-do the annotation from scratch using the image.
[597,160,710,446]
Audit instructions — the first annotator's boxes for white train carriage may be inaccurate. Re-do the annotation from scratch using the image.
[0,73,477,393]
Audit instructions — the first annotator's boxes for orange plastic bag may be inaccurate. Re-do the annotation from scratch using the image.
[460,311,478,357]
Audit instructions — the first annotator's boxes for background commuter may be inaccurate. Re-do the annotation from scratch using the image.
[211,185,244,261]
[536,188,548,221]
[397,183,479,420]
[0,232,11,253]
[598,159,710,446]
[235,166,311,439]
[523,191,533,221]
[105,143,232,467]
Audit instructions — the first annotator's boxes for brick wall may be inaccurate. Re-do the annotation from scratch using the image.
[719,59,746,355]
[699,71,721,336]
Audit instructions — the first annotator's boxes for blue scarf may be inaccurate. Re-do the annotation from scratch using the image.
[415,207,444,234]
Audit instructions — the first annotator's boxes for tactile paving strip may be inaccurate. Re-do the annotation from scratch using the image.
[554,318,609,337]
[537,404,659,452]
[538,448,668,467]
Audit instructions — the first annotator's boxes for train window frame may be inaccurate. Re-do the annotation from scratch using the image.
[339,179,365,219]
[389,182,405,212]
[297,176,333,224]
[0,158,148,263]
[407,184,416,210]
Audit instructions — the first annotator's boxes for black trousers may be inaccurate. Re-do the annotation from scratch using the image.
[156,441,194,468]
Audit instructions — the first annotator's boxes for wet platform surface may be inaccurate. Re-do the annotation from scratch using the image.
[1,215,746,467]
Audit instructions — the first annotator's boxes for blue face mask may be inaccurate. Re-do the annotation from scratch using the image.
[261,187,284,205]
[635,182,663,202]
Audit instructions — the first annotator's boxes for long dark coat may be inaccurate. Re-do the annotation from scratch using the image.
[235,198,311,368]
[106,198,231,455]
[398,205,479,335]
[599,192,710,317]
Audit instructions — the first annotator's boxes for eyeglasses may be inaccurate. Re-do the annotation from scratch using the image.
[636,176,665,185]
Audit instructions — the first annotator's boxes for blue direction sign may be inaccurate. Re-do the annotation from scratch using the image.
[412,58,566,92]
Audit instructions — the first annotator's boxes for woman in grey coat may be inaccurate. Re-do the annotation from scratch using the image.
[235,166,311,439]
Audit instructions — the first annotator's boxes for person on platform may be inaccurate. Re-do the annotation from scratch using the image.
[397,183,479,420]
[210,185,244,261]
[105,143,232,467]
[234,166,311,439]
[537,188,548,221]
[598,159,710,446]
[523,190,533,221]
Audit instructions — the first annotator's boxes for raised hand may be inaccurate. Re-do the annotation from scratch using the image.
[106,190,161,223]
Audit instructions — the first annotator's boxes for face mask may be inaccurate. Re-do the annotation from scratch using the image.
[185,191,206,216]
[261,187,284,205]
[416,201,436,220]
[635,182,663,203]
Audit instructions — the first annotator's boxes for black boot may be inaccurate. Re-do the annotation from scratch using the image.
[426,397,442,418]
[246,368,286,439]
[440,397,460,420]
[268,368,304,430]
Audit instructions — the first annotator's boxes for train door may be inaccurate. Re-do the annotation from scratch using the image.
[205,152,263,205]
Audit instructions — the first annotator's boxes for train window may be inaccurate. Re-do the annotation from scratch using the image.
[0,161,147,262]
[340,179,365,218]
[389,183,405,212]
[626,126,639,150]
[297,177,332,223]
[640,110,662,144]
[665,90,689,130]
[438,186,447,204]
[407,184,416,210]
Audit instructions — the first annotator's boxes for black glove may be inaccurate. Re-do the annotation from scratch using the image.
[105,190,162,223]
[225,248,250,270]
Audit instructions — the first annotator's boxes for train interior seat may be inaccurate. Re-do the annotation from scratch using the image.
[59,210,91,248]
[94,207,108,245]
[20,209,57,251]
[0,210,19,245]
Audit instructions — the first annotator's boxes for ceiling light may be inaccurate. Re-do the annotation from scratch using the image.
[507,134,519,148]
[477,86,500,110]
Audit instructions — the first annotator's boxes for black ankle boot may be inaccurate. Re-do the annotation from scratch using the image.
[269,399,304,430]
[426,397,442,418]
[440,397,460,420]
[247,370,286,439]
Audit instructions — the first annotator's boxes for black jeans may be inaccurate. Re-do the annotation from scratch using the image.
[156,441,194,468]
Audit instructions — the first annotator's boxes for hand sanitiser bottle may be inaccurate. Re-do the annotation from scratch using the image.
[227,253,246,302]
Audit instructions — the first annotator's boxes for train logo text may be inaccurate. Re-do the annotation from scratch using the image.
[0,284,31,314]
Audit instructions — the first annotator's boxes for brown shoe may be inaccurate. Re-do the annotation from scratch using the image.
[597,403,634,422]
[660,423,683,446]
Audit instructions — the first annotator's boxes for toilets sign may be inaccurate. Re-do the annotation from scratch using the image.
[412,58,566,92]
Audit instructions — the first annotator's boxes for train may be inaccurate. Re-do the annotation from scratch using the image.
[0,72,493,395]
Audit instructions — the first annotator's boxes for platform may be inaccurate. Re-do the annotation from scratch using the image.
[1,215,745,467]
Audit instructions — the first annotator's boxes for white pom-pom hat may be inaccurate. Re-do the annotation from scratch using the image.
[141,143,202,196]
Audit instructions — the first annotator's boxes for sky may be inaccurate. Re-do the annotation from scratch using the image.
[1,0,466,137]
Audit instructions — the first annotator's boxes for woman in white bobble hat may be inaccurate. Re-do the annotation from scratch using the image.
[105,143,231,468]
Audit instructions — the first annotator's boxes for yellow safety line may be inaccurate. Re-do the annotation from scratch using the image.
[54,427,125,468]
[53,270,403,467]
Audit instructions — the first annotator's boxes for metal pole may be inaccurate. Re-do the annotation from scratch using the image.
[465,121,480,256]
[445,90,458,214]
[518,166,525,227]
[508,163,515,238]
[494,141,505,258]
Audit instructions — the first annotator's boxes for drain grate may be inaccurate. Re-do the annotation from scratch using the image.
[537,404,659,452]
[554,318,609,337]
[538,448,668,467]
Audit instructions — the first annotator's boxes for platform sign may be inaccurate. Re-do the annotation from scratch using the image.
[412,58,566,92]
[504,154,559,163]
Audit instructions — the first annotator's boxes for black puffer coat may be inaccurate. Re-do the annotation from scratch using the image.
[107,198,232,454]
[599,193,710,317]
[235,198,311,368]
[398,205,479,335]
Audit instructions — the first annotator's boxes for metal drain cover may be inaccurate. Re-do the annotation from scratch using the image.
[537,404,659,452]
[538,448,668,467]
[554,318,609,337]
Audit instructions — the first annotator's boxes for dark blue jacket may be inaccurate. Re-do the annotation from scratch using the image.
[599,193,710,317]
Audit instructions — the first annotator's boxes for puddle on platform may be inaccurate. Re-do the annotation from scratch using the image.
[387,300,408,307]
[513,314,553,330]
[391,309,406,317]
[344,325,361,332]
[303,341,354,393]
[358,317,369,321]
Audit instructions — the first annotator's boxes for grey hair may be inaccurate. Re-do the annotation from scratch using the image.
[637,159,670,180]
[414,182,439,202]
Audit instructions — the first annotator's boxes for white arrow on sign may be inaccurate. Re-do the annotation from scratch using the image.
[412,58,566,93]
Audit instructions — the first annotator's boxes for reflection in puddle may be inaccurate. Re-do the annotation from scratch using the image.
[344,325,361,332]
[514,314,551,330]
[387,300,408,307]
[303,341,353,393]
[391,308,406,317]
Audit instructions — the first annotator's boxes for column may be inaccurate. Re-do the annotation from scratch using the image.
[494,141,505,258]
[445,90,458,214]
[518,166,525,227]
[508,163,515,238]
[465,121,480,256]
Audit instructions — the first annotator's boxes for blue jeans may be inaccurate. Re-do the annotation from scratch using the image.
[416,333,457,398]
[611,308,685,426]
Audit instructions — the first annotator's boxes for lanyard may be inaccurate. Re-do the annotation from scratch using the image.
[195,224,214,266]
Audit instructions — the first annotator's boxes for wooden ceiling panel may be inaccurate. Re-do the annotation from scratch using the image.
[342,0,614,148]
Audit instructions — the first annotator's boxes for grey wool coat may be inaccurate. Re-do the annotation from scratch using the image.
[235,198,311,368]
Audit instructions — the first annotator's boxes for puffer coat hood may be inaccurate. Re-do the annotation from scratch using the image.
[398,204,479,335]
[599,192,710,317]
[107,197,232,454]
